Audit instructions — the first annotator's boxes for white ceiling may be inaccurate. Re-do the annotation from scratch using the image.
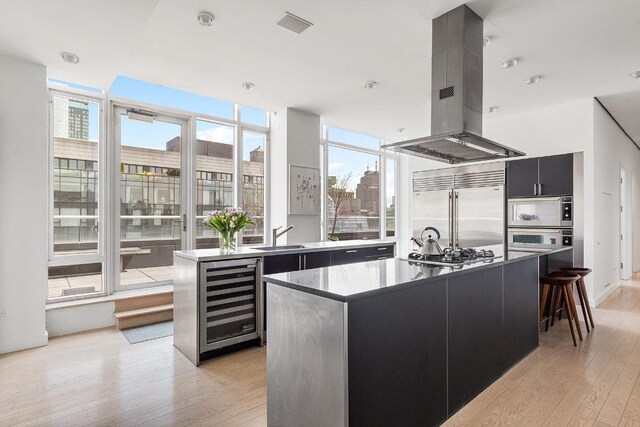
[0,0,639,142]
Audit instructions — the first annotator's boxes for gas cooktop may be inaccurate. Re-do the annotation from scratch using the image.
[404,247,499,267]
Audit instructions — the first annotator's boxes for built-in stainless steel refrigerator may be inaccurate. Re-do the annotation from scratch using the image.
[413,162,505,248]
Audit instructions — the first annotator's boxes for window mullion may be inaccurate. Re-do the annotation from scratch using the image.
[234,105,244,246]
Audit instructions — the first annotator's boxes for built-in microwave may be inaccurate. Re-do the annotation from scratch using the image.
[508,228,573,250]
[507,196,572,228]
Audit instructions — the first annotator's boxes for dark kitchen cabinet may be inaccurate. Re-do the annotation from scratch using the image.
[502,257,539,369]
[348,278,448,427]
[507,158,538,198]
[302,251,331,269]
[330,248,367,265]
[447,267,503,415]
[507,153,573,198]
[263,254,301,274]
[538,154,573,197]
[363,245,395,259]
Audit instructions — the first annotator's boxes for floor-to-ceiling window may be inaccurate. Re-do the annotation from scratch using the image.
[195,120,236,248]
[242,130,266,245]
[47,78,269,301]
[48,90,105,299]
[321,126,398,241]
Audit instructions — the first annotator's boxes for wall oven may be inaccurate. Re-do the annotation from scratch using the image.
[507,196,572,228]
[508,228,573,250]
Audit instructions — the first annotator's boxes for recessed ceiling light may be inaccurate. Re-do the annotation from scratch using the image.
[483,37,492,47]
[630,71,640,79]
[242,82,255,90]
[502,58,518,69]
[364,81,377,89]
[197,11,214,26]
[488,106,499,113]
[525,75,540,84]
[60,52,79,64]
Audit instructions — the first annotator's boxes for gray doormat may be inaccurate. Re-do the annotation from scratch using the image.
[121,321,173,344]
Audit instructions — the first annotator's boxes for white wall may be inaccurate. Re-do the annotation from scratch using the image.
[269,108,321,244]
[592,100,640,304]
[0,54,48,353]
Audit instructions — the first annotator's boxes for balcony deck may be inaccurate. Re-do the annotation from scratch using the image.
[47,266,174,298]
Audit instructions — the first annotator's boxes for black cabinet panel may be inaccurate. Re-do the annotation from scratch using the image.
[330,248,366,265]
[502,258,539,370]
[507,154,573,198]
[263,254,300,274]
[447,267,503,415]
[538,154,573,196]
[362,245,395,258]
[348,279,448,427]
[507,158,538,198]
[302,251,331,269]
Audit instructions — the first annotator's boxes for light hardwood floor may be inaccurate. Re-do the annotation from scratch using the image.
[3,275,640,426]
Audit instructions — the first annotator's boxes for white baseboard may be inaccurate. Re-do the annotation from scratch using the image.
[46,301,115,337]
[0,330,48,355]
[594,281,621,306]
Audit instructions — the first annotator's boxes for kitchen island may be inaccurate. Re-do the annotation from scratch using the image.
[172,239,395,366]
[263,245,573,427]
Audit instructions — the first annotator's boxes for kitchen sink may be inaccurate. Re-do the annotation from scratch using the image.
[253,245,306,251]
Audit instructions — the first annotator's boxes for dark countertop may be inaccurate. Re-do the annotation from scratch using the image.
[173,239,395,262]
[263,245,573,302]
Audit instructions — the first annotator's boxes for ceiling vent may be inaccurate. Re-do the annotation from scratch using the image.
[276,12,313,34]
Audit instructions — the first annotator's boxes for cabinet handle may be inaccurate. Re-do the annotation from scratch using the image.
[377,256,387,260]
[533,184,538,196]
[345,250,358,254]
[538,183,543,195]
[377,247,387,251]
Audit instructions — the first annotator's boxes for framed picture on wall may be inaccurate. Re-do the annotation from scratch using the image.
[289,165,321,215]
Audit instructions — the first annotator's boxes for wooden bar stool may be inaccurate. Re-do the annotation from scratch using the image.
[540,273,583,346]
[560,267,594,331]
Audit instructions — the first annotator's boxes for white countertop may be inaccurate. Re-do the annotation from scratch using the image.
[173,239,396,262]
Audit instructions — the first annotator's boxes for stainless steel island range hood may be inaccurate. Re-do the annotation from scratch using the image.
[383,4,525,164]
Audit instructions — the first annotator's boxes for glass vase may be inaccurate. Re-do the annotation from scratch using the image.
[219,230,237,253]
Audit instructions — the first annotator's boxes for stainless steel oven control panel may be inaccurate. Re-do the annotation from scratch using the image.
[508,228,573,249]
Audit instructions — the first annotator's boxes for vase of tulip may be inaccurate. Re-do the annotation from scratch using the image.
[202,208,255,253]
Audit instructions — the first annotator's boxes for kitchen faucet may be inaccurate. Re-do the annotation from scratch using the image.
[272,225,294,246]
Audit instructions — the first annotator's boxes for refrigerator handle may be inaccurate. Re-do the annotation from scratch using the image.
[454,191,460,248]
[448,192,453,247]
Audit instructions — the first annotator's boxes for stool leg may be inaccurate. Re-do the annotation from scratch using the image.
[540,283,550,322]
[547,285,558,331]
[551,285,562,327]
[574,280,590,333]
[561,284,578,346]
[579,277,595,329]
[558,298,564,320]
[565,282,583,341]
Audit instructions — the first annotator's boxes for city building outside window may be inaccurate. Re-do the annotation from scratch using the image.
[322,126,397,241]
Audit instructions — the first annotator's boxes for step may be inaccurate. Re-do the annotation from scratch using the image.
[114,304,174,330]
[114,290,173,313]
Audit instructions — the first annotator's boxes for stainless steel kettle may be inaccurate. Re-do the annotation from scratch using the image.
[411,226,444,256]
